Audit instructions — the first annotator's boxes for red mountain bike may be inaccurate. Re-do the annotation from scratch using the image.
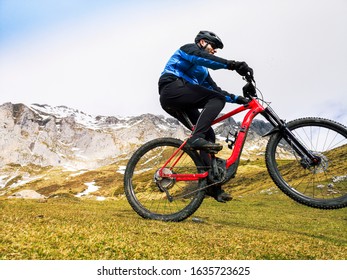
[124,75,347,221]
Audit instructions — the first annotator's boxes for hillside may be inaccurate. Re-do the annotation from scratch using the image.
[0,102,275,199]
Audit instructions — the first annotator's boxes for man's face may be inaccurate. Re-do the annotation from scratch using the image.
[202,40,217,55]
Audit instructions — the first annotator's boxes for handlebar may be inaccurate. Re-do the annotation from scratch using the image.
[242,72,257,99]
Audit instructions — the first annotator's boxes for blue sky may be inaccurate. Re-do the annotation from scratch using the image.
[1,1,93,38]
[0,0,346,124]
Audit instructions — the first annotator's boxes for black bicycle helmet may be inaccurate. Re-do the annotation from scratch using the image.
[194,30,224,49]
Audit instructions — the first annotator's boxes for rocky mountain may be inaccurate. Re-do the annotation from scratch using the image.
[0,102,274,169]
[0,102,189,169]
[0,102,274,198]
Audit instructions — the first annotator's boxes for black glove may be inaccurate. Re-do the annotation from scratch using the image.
[225,94,250,104]
[232,61,253,77]
[235,96,250,105]
[242,82,257,98]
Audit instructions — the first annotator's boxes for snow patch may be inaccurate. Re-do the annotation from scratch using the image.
[1,174,44,189]
[75,181,100,197]
[117,165,126,174]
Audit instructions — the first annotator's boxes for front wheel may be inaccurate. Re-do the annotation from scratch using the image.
[124,138,206,222]
[266,117,347,209]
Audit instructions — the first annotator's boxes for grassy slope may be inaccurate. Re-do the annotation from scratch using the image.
[0,196,346,260]
[1,159,273,199]
[1,144,346,260]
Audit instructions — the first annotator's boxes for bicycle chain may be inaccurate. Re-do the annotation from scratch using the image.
[171,179,224,201]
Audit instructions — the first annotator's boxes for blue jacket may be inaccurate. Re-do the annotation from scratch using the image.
[159,43,234,92]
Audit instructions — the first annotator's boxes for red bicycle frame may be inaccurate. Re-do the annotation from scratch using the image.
[213,99,265,168]
[159,98,266,181]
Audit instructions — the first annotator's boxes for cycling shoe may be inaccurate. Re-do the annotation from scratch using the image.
[186,137,222,151]
[205,185,232,203]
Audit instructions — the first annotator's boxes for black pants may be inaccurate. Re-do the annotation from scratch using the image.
[159,78,225,142]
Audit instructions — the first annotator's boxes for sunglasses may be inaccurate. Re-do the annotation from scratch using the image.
[205,41,217,49]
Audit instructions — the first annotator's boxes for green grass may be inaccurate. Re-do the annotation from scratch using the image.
[0,193,346,260]
[1,151,346,260]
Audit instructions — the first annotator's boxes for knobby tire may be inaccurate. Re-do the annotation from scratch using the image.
[124,138,206,221]
[266,117,347,209]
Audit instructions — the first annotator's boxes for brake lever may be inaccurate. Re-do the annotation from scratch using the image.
[244,72,255,83]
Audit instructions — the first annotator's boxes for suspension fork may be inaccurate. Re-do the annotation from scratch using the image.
[261,107,320,166]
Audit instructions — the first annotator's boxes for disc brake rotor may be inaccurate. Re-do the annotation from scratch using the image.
[299,151,329,174]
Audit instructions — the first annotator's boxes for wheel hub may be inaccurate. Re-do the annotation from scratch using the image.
[304,152,329,174]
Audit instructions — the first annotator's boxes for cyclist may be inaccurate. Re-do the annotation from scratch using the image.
[158,30,253,202]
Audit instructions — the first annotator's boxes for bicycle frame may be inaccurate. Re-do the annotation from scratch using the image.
[159,99,265,181]
[159,97,319,182]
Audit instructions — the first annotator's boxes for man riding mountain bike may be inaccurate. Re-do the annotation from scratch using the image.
[158,30,253,202]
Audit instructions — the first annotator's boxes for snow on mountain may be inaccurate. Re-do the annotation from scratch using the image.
[0,102,274,172]
[29,103,139,130]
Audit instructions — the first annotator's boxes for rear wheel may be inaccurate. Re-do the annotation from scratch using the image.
[124,138,206,221]
[266,117,347,209]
